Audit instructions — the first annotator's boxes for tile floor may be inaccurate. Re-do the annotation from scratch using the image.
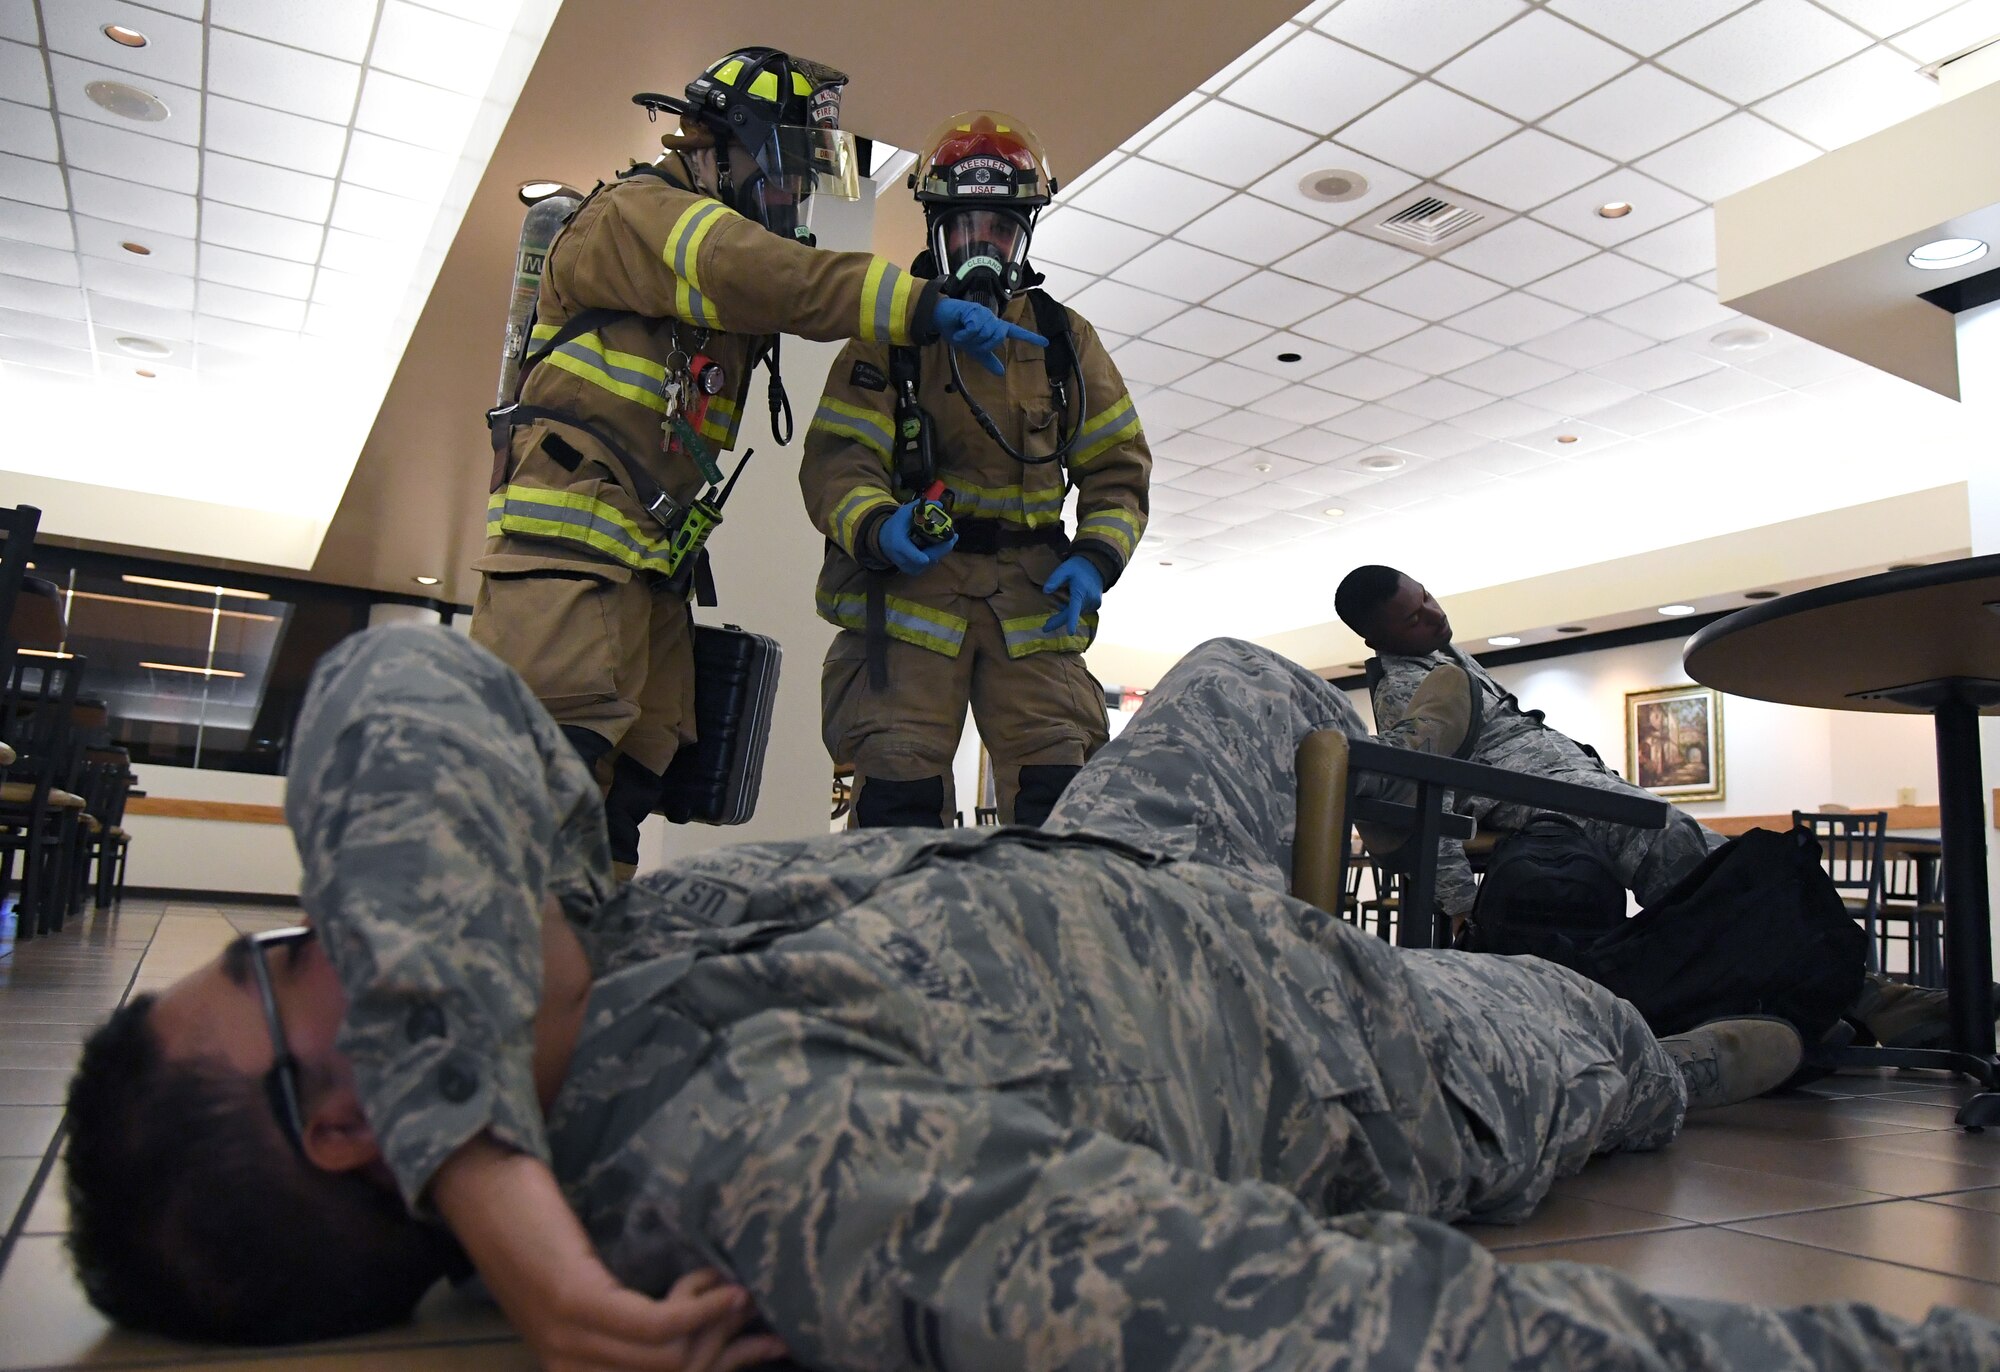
[5,898,2000,1369]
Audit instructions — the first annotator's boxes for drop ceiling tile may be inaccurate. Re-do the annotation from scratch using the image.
[1447,291,1581,345]
[1134,389,1229,434]
[125,0,211,20]
[1294,297,1425,351]
[0,100,55,162]
[1588,390,1705,435]
[80,251,191,307]
[371,2,508,96]
[0,197,71,249]
[353,70,479,152]
[1314,0,1527,71]
[1372,324,1502,371]
[1205,269,1342,328]
[1459,439,1569,476]
[1523,254,1676,312]
[1738,338,1864,387]
[198,242,316,299]
[1454,397,1563,438]
[331,180,428,239]
[1378,377,1492,419]
[1058,153,1121,201]
[1813,0,1964,37]
[207,29,360,125]
[340,131,455,194]
[1546,0,1754,55]
[1149,484,1217,516]
[1336,83,1520,177]
[1034,208,1158,274]
[1120,92,1205,153]
[1539,67,1734,164]
[1113,339,1210,385]
[1637,113,1819,202]
[1653,365,1787,411]
[1197,408,1302,445]
[1277,231,1423,293]
[0,333,93,376]
[1589,343,1721,389]
[202,200,326,262]
[1516,416,1629,455]
[1070,278,1188,334]
[1200,25,1297,94]
[61,114,198,192]
[45,0,203,89]
[70,168,191,234]
[1070,157,1233,234]
[1265,427,1366,462]
[1227,330,1349,377]
[1249,143,1421,226]
[1228,468,1326,503]
[1171,464,1267,498]
[82,215,192,268]
[201,96,349,178]
[0,271,82,316]
[1144,100,1317,188]
[1381,423,1485,460]
[0,235,75,285]
[1753,46,1939,150]
[199,280,307,330]
[1437,129,1613,213]
[1517,371,1642,416]
[319,225,420,276]
[1362,259,1507,318]
[1187,496,1274,530]
[1518,317,1652,367]
[0,306,88,348]
[1532,170,1702,246]
[49,54,201,145]
[1031,262,1095,301]
[1657,0,1871,103]
[1892,0,2000,62]
[210,0,377,62]
[1322,402,1428,442]
[1247,384,1362,424]
[1313,355,1427,400]
[1446,348,1570,394]
[1604,282,1736,340]
[1117,239,1257,303]
[1147,306,1274,356]
[1225,30,1413,137]
[197,314,301,354]
[1153,430,1247,467]
[203,151,335,221]
[0,41,46,107]
[1435,10,1634,121]
[1176,195,1329,265]
[0,2,34,44]
[1617,210,1715,279]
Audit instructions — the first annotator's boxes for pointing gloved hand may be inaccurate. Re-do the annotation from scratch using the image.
[933,297,1047,376]
[1041,555,1105,637]
[876,499,959,577]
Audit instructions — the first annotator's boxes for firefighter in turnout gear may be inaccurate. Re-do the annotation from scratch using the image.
[472,54,1041,879]
[803,113,1151,829]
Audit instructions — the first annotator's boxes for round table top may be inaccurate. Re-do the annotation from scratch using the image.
[1683,554,2000,714]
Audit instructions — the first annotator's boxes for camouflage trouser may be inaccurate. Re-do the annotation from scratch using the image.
[1042,638,2000,1371]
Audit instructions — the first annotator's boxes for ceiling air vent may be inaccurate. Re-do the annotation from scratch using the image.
[1353,185,1509,257]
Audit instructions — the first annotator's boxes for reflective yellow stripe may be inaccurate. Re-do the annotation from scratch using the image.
[886,269,916,346]
[815,589,968,657]
[999,611,1096,657]
[1071,394,1142,468]
[830,487,897,555]
[809,396,894,461]
[544,344,668,414]
[1076,508,1140,557]
[696,395,741,447]
[748,69,778,100]
[857,259,889,343]
[940,475,1065,526]
[664,199,731,328]
[486,487,675,573]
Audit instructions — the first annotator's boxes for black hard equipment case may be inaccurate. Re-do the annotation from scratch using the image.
[657,623,782,825]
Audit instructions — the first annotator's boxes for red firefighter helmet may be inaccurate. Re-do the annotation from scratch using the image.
[910,112,1055,306]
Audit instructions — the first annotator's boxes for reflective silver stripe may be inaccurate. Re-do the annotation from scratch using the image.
[1077,396,1137,446]
[489,494,668,570]
[871,264,900,344]
[555,338,666,399]
[812,398,894,458]
[673,200,728,282]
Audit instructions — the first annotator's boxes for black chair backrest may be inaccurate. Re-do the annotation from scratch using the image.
[2,648,85,801]
[85,747,133,829]
[0,504,41,660]
[1792,810,1887,906]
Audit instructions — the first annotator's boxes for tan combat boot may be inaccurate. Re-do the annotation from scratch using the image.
[1661,1015,1804,1110]
[1356,663,1476,856]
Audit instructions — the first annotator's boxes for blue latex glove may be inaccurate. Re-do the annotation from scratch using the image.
[933,297,1047,376]
[876,499,958,577]
[1041,555,1105,637]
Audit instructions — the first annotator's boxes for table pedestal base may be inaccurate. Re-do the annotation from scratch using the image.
[1813,1045,2000,1129]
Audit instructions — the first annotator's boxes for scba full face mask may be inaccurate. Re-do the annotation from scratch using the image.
[932,207,1032,310]
[913,111,1056,308]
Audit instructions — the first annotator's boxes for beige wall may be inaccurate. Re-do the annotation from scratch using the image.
[121,764,298,897]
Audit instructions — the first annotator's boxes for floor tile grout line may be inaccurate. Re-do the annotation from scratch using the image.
[0,905,169,1281]
[8,1331,530,1372]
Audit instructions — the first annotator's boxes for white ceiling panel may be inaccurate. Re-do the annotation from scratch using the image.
[352,69,479,152]
[340,131,455,195]
[1199,25,1296,94]
[207,30,361,125]
[1070,277,1189,334]
[69,168,193,235]
[1382,422,1486,459]
[1180,361,1291,404]
[0,40,47,107]
[1377,376,1491,419]
[371,2,509,96]
[1517,370,1642,416]
[1195,407,1300,445]
[1446,348,1571,394]
[1277,230,1422,293]
[1652,364,1787,412]
[1068,157,1233,234]
[1656,0,1872,103]
[1205,269,1343,328]
[1516,316,1652,368]
[1532,169,1703,245]
[1153,430,1246,467]
[1447,291,1581,345]
[196,313,302,355]
[44,0,204,90]
[0,196,73,249]
[1438,216,1595,287]
[1228,331,1350,377]
[1321,401,1428,442]
[1175,194,1329,265]
[1545,0,1754,55]
[1362,259,1507,317]
[1223,30,1412,137]
[1588,390,1705,436]
[330,180,426,238]
[319,225,420,276]
[1112,338,1209,386]
[0,307,89,348]
[1434,9,1634,121]
[202,96,351,179]
[1811,0,1964,38]
[1030,262,1095,302]
[1248,143,1421,226]
[1264,427,1365,462]
[198,279,307,330]
[1738,337,1865,387]
[79,251,189,307]
[198,242,316,299]
[210,0,379,62]
[84,291,190,340]
[1336,81,1520,176]
[1119,92,1204,154]
[1172,464,1267,498]
[395,0,513,24]
[1589,344,1721,390]
[1033,208,1158,275]
[1891,0,2000,62]
[1455,396,1564,439]
[49,55,202,145]
[122,0,205,20]
[202,200,327,262]
[0,332,92,375]
[0,2,36,45]
[1372,324,1502,372]
[1523,253,1675,312]
[59,115,199,193]
[1313,0,1527,72]
[1142,100,1316,188]
[0,99,56,162]
[0,271,83,317]
[1148,306,1273,356]
[1753,46,1940,151]
[1246,382,1363,423]
[0,235,76,286]
[1459,438,1568,476]
[1116,238,1256,302]
[1617,210,1716,279]
[1437,128,1613,212]
[1604,281,1740,340]
[1637,112,1819,203]
[0,150,65,207]
[1313,354,1426,400]
[1539,66,1734,163]
[1294,296,1425,351]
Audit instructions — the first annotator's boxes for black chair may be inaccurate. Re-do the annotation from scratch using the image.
[0,649,87,940]
[0,503,39,660]
[1793,810,1888,973]
[1878,846,1944,986]
[74,747,133,913]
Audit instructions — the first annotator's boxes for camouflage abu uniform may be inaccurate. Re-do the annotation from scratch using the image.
[286,625,2000,1371]
[1372,646,1726,918]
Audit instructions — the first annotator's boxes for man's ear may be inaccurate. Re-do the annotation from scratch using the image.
[301,1086,381,1175]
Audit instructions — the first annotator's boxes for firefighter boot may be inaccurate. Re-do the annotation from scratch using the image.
[1013,764,1082,827]
[856,775,948,829]
[605,753,668,881]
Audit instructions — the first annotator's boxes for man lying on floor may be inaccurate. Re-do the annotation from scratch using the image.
[64,627,1998,1371]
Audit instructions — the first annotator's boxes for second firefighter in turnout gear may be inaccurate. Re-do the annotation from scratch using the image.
[803,112,1151,828]
[472,54,1039,877]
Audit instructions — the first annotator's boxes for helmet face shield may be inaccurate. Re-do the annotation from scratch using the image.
[931,207,1033,307]
[731,124,860,240]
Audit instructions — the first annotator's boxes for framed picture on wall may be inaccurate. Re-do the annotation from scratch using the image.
[1626,684,1725,802]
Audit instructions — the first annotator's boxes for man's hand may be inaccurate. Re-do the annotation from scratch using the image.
[433,1137,787,1371]
[1041,555,1106,637]
[932,296,1046,375]
[875,499,957,577]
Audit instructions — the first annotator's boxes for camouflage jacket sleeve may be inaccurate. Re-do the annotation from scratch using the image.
[287,626,616,1210]
[553,174,942,346]
[800,338,901,568]
[1063,313,1149,589]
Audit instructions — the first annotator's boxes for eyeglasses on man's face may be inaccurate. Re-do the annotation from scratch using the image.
[243,926,314,1159]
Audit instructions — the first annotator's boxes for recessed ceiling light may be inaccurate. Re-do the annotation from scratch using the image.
[1276,351,1302,363]
[1657,603,1696,616]
[1556,625,1587,633]
[102,23,148,47]
[1743,589,1780,600]
[1299,168,1369,203]
[1487,635,1522,647]
[120,240,150,256]
[115,336,170,357]
[1908,237,1987,270]
[1358,454,1404,473]
[1596,201,1633,219]
[133,368,156,378]
[1158,559,1174,567]
[85,79,169,122]
[1322,506,1345,517]
[1710,326,1771,350]
[518,180,569,205]
[1555,434,1578,444]
[413,575,442,586]
[1888,562,1923,571]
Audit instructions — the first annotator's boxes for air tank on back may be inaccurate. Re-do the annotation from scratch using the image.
[496,191,582,406]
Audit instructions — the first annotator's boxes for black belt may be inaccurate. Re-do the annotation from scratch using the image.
[949,519,1069,556]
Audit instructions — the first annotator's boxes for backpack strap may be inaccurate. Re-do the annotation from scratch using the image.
[1025,288,1075,420]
